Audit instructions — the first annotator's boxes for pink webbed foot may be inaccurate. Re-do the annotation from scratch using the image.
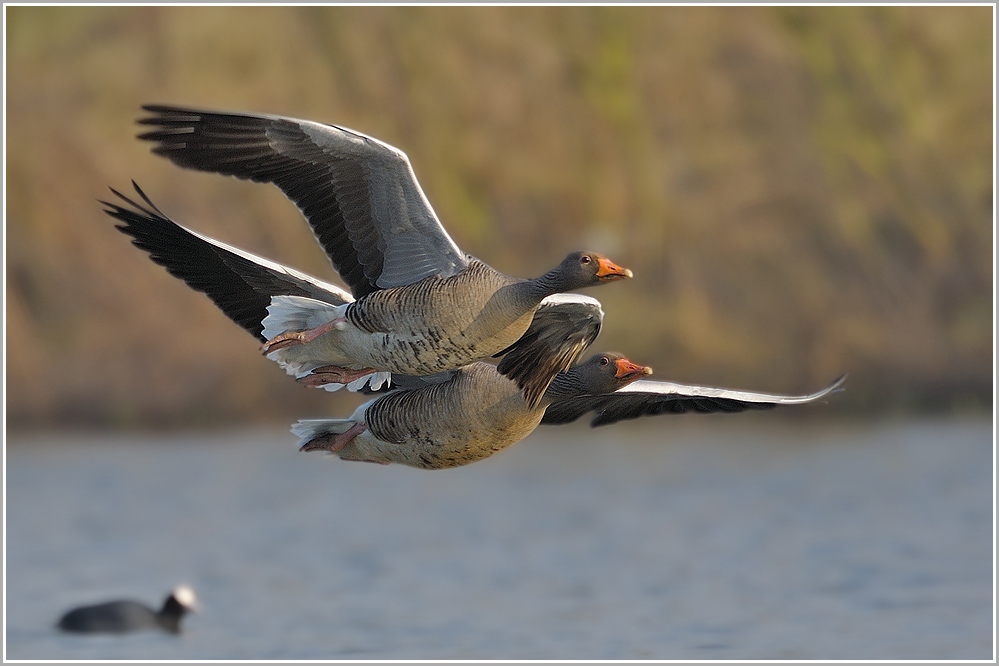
[296,365,379,388]
[261,317,346,354]
[300,422,367,453]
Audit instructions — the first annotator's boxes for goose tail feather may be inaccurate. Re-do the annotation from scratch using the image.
[291,419,355,447]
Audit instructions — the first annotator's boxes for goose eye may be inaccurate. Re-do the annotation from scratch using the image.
[581,255,592,264]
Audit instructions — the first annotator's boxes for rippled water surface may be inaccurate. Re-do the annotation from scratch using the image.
[4,418,993,660]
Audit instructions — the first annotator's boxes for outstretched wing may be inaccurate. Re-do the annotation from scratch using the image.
[102,181,353,342]
[495,293,604,409]
[542,374,847,427]
[137,105,469,298]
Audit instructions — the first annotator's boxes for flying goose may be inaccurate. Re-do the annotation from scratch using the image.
[135,105,632,405]
[102,183,602,393]
[294,352,654,469]
[57,585,198,634]
[295,359,844,470]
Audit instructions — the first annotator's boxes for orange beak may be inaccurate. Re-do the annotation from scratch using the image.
[614,358,653,381]
[595,257,634,281]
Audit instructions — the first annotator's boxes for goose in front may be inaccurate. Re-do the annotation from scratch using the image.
[294,358,844,470]
[295,352,652,469]
[135,105,632,406]
[294,359,844,470]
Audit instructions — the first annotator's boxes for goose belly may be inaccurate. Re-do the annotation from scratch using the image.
[268,317,533,379]
[361,316,533,376]
[338,365,545,469]
[343,269,538,375]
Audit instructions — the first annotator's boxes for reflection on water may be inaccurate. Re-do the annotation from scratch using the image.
[4,418,993,660]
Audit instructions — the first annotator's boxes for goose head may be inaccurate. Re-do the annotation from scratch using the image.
[568,352,652,395]
[549,251,633,292]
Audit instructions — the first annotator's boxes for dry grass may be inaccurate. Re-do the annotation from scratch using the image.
[5,6,993,428]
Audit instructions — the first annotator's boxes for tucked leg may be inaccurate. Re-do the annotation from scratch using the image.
[261,317,346,353]
[300,422,367,453]
[296,365,379,388]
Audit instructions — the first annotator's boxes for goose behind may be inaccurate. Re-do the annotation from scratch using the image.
[102,184,605,399]
[261,249,630,405]
[135,105,633,404]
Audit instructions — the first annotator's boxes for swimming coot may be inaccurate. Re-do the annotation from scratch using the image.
[56,585,198,634]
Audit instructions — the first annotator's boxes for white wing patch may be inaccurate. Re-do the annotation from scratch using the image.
[538,292,604,312]
[614,376,846,404]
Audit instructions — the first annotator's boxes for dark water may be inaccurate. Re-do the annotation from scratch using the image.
[4,417,993,660]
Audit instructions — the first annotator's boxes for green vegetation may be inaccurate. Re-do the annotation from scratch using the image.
[5,6,993,428]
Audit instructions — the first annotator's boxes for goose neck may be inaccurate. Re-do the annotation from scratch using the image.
[542,371,586,404]
[525,268,570,299]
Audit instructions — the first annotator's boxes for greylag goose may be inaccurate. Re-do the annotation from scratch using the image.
[57,585,198,634]
[297,361,845,470]
[135,105,633,405]
[102,183,602,393]
[294,352,654,469]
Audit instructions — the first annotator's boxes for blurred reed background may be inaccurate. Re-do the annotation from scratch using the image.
[5,5,993,430]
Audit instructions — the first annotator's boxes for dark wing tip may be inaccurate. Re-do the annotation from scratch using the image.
[828,373,848,393]
[100,181,163,222]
